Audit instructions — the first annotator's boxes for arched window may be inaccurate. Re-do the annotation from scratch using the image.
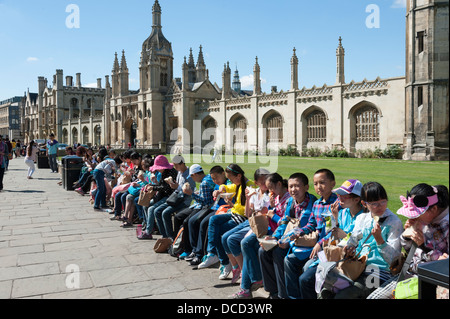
[82,127,89,144]
[265,112,283,144]
[355,106,379,142]
[94,126,101,146]
[232,115,247,144]
[62,129,68,144]
[307,110,327,142]
[72,128,78,144]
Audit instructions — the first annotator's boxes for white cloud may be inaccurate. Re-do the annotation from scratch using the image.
[240,74,267,89]
[391,0,406,8]
[26,57,39,63]
[85,82,98,88]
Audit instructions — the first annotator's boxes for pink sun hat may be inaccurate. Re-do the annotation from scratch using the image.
[151,155,174,172]
[396,190,439,219]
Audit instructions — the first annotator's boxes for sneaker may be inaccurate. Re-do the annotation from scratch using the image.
[179,252,190,260]
[184,252,196,262]
[250,280,264,292]
[189,256,202,266]
[231,266,241,284]
[197,253,220,269]
[137,231,153,240]
[229,289,252,299]
[219,263,232,280]
[74,188,85,196]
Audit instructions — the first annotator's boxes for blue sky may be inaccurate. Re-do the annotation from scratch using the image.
[0,0,407,100]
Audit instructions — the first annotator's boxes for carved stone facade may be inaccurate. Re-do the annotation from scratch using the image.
[103,0,410,157]
[404,0,449,160]
[23,70,106,146]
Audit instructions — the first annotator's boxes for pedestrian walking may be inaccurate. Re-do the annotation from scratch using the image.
[24,140,38,179]
[0,135,7,191]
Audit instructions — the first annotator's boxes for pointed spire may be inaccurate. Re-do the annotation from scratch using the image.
[253,56,261,95]
[120,50,128,71]
[291,47,298,65]
[336,36,345,55]
[152,0,162,28]
[336,37,345,85]
[188,48,195,68]
[112,52,120,72]
[291,48,299,91]
[253,56,260,72]
[197,45,205,67]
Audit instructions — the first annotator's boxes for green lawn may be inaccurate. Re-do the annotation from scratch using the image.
[170,154,449,223]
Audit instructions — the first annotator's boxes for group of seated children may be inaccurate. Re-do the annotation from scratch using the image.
[74,150,449,299]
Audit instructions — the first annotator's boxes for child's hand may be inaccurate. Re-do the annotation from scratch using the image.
[310,242,322,259]
[372,222,384,245]
[330,201,339,221]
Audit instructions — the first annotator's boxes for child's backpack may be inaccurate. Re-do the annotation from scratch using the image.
[168,226,185,258]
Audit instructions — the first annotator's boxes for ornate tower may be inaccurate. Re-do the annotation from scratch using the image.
[253,57,262,95]
[336,37,345,85]
[140,0,173,93]
[222,62,232,99]
[119,50,129,96]
[404,0,449,160]
[111,52,120,97]
[290,47,299,91]
[232,66,241,93]
[196,45,207,82]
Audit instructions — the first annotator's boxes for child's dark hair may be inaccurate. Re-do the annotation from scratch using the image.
[97,148,108,162]
[314,169,335,182]
[361,181,388,203]
[225,164,247,206]
[289,173,309,186]
[130,152,142,160]
[114,155,123,166]
[410,183,449,209]
[210,165,225,175]
[266,173,288,189]
[254,168,270,182]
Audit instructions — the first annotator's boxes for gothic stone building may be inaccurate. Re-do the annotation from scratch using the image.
[404,0,449,160]
[23,71,106,146]
[105,0,408,157]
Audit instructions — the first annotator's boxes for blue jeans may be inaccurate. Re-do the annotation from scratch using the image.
[207,213,240,265]
[92,170,106,209]
[298,265,318,299]
[144,197,168,234]
[222,220,250,257]
[154,201,187,238]
[113,192,128,217]
[284,253,309,299]
[134,196,146,221]
[241,232,262,290]
[48,153,58,172]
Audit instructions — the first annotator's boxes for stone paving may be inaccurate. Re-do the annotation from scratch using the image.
[0,158,269,299]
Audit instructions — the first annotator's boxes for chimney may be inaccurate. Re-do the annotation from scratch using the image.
[97,78,102,89]
[76,73,81,88]
[66,76,73,87]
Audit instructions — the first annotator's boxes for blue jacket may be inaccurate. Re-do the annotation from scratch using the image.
[272,193,317,240]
